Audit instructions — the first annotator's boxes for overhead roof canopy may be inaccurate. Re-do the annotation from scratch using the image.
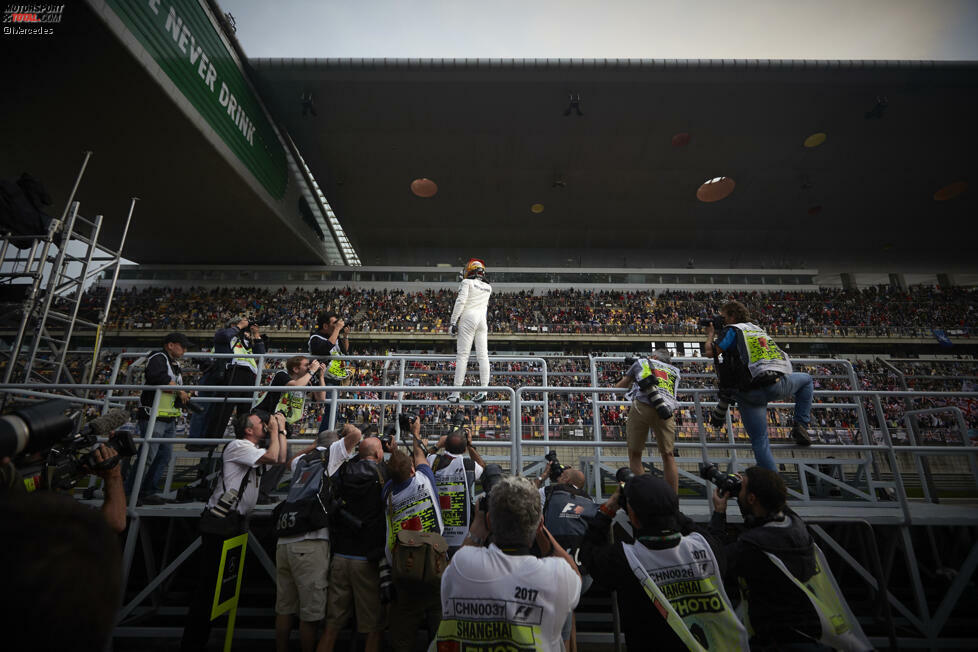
[250,58,978,268]
[0,2,329,265]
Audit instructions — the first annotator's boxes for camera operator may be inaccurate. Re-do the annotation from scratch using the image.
[580,474,746,651]
[428,423,486,556]
[615,348,682,493]
[383,415,445,652]
[436,476,581,652]
[537,463,596,651]
[703,300,814,471]
[181,409,287,651]
[273,424,360,652]
[256,355,328,504]
[309,312,351,433]
[709,466,869,651]
[201,317,268,446]
[126,332,193,505]
[319,426,389,652]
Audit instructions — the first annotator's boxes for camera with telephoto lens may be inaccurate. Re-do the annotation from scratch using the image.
[698,314,725,330]
[635,373,673,421]
[174,396,205,415]
[700,463,742,495]
[340,316,354,331]
[398,411,417,433]
[378,558,396,604]
[209,487,239,518]
[709,388,734,428]
[477,463,505,512]
[615,467,635,511]
[544,450,570,483]
[0,399,136,492]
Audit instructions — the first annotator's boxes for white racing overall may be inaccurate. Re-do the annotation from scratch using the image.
[450,277,492,389]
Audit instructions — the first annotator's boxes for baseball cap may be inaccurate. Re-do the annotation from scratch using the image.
[625,474,680,532]
[163,332,192,348]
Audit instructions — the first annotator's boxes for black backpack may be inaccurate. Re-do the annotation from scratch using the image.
[272,449,331,538]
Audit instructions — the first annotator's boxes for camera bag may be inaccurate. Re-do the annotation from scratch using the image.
[391,529,449,587]
[198,447,254,539]
[387,489,448,586]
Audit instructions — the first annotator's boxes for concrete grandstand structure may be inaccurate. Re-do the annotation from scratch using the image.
[1,0,977,650]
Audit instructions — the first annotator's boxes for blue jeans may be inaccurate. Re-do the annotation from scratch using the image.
[318,378,342,433]
[734,372,813,470]
[125,418,176,497]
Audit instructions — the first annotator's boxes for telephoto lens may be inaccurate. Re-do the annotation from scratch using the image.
[709,390,732,428]
[615,467,634,511]
[699,463,742,495]
[637,375,673,420]
[378,559,396,604]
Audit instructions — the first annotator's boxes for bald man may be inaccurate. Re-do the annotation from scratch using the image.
[538,465,596,651]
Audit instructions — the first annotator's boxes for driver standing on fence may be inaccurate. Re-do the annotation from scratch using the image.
[448,258,492,404]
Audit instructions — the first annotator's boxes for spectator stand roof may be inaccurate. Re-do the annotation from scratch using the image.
[249,57,978,269]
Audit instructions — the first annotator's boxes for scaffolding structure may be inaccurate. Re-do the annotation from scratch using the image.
[0,151,135,392]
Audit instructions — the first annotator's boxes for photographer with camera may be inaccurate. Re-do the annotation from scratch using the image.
[319,425,389,652]
[181,409,287,651]
[580,473,746,651]
[709,465,870,650]
[126,332,193,506]
[201,317,268,446]
[535,455,595,651]
[383,414,445,652]
[272,423,360,652]
[435,475,581,652]
[428,418,486,556]
[256,355,328,504]
[309,312,352,433]
[615,348,682,493]
[703,300,814,471]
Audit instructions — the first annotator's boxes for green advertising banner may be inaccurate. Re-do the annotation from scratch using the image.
[103,0,287,199]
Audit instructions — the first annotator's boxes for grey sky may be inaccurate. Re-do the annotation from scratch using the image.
[220,0,978,60]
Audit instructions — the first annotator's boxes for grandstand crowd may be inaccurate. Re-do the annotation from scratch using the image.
[84,285,977,337]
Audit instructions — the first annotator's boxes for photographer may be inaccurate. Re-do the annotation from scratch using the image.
[256,355,328,504]
[436,476,581,652]
[615,349,682,493]
[126,332,192,505]
[537,464,595,651]
[202,317,268,445]
[428,422,486,555]
[273,424,360,652]
[709,466,869,651]
[703,300,814,471]
[181,409,287,651]
[580,475,746,651]
[309,312,351,433]
[383,415,445,652]
[319,428,388,652]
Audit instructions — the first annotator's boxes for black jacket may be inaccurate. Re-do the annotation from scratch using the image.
[329,457,388,561]
[580,510,728,651]
[709,510,820,646]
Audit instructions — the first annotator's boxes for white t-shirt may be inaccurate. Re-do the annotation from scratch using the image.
[206,438,267,516]
[440,544,581,652]
[426,452,485,480]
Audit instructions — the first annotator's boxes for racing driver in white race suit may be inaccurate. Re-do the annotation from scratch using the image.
[448,258,492,404]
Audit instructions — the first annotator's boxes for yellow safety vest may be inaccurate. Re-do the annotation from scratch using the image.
[146,351,183,418]
[622,534,749,651]
[737,544,873,651]
[230,336,257,373]
[326,344,349,380]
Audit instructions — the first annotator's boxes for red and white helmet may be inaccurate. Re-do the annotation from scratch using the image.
[463,258,486,279]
